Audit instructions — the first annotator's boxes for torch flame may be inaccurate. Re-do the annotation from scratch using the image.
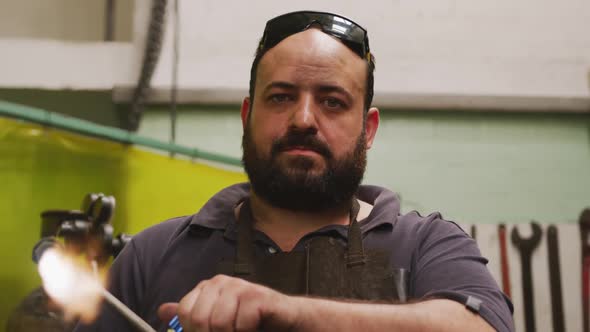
[38,248,104,323]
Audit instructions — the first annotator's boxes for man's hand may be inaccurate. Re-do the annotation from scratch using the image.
[158,275,300,332]
[158,275,499,332]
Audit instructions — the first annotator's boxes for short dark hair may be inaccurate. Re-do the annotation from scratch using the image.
[248,35,376,113]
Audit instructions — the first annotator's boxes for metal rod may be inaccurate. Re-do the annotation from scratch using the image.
[170,0,180,152]
[101,288,156,332]
[104,0,115,41]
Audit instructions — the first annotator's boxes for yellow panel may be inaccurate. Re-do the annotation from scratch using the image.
[121,146,246,234]
[0,117,245,328]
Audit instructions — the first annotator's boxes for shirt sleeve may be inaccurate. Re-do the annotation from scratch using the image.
[73,239,146,332]
[411,216,515,332]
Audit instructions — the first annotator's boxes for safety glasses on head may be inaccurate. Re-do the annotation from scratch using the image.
[259,11,371,62]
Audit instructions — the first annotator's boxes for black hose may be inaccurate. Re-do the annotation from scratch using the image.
[128,0,168,131]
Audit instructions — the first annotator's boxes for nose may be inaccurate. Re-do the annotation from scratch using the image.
[289,94,318,133]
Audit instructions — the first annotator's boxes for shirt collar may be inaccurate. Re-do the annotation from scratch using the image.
[356,184,400,233]
[189,182,249,231]
[189,182,400,237]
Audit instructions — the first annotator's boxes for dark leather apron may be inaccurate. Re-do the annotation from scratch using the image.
[218,199,409,302]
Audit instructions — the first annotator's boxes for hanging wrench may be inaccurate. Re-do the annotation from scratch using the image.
[511,222,542,332]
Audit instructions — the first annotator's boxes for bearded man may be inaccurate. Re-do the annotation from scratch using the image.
[75,11,514,332]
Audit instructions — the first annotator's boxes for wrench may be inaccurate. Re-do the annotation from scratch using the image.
[547,225,565,332]
[511,222,542,332]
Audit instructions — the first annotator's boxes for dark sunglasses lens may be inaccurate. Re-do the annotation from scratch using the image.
[264,13,310,48]
[263,12,367,57]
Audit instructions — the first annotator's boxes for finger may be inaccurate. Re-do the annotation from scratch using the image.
[235,295,261,332]
[177,285,202,331]
[187,280,222,332]
[210,287,239,332]
[157,302,178,323]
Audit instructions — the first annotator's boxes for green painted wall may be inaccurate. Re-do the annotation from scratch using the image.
[139,106,590,224]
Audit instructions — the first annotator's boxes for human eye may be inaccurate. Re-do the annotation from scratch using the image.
[268,93,293,104]
[322,97,347,110]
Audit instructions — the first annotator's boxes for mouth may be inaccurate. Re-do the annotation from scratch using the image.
[282,146,321,157]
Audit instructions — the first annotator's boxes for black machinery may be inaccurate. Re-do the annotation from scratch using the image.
[32,193,131,265]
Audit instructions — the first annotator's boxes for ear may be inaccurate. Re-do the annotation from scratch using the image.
[364,107,380,149]
[240,97,251,130]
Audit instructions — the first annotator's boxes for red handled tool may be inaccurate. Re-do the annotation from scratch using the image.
[580,209,590,332]
[498,224,511,298]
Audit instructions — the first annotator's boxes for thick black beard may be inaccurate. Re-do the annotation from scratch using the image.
[242,125,367,212]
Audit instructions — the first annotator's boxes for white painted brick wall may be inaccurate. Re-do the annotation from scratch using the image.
[147,0,590,98]
[0,0,589,98]
[0,39,136,89]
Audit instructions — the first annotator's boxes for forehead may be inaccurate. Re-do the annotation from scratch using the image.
[256,29,367,95]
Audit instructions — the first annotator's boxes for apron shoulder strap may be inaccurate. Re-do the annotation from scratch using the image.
[346,198,367,267]
[234,199,256,275]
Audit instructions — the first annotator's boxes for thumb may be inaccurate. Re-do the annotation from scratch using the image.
[157,302,178,322]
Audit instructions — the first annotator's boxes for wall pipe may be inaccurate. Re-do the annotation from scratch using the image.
[0,100,242,167]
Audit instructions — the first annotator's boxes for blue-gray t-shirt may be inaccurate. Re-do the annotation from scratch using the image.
[75,183,514,332]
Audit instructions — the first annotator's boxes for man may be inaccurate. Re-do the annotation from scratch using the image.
[7,287,76,332]
[76,11,513,332]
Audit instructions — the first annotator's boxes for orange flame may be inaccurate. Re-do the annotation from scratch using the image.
[37,248,105,323]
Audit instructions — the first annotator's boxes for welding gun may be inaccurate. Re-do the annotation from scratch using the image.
[32,193,131,264]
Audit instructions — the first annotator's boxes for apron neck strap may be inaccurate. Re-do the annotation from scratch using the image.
[234,197,367,272]
[346,198,367,267]
[234,199,256,275]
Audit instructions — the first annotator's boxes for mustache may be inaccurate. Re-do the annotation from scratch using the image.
[271,131,333,159]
